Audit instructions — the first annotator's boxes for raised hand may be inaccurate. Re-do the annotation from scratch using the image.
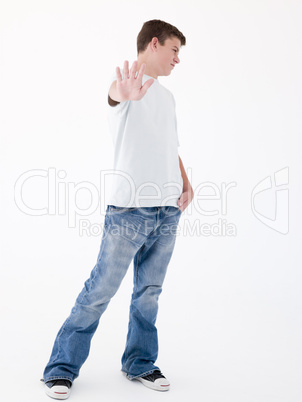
[114,60,154,102]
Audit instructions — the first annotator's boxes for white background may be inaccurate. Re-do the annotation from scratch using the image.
[1,1,302,401]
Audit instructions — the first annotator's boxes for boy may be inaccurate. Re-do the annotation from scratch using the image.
[42,19,193,399]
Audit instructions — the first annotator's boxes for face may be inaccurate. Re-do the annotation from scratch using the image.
[155,36,181,76]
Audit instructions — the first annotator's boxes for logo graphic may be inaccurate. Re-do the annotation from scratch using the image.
[13,167,238,237]
[251,167,289,234]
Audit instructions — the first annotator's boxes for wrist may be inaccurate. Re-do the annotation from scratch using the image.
[183,186,194,195]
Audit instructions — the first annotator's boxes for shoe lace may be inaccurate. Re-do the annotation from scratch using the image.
[47,379,72,388]
[142,370,165,382]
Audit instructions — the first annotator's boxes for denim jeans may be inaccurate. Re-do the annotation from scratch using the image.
[43,204,182,383]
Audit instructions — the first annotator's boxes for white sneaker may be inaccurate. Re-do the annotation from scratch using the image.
[136,370,170,391]
[44,379,72,400]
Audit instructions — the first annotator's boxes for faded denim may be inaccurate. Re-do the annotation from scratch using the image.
[43,204,182,383]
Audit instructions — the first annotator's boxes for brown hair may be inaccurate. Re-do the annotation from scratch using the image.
[137,19,186,55]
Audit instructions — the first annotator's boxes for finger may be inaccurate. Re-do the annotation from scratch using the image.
[140,78,154,96]
[182,199,189,209]
[130,60,137,79]
[178,194,185,206]
[116,66,122,83]
[136,62,146,82]
[123,60,129,79]
[178,199,185,211]
[179,199,188,212]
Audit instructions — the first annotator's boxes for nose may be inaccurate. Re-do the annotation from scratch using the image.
[174,55,180,64]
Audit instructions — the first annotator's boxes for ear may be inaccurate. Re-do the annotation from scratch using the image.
[150,37,159,52]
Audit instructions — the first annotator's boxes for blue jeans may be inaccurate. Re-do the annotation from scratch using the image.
[43,205,182,383]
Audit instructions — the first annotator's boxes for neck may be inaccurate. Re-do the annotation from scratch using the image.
[137,58,158,79]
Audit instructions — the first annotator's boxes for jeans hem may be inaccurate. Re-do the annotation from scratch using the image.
[122,368,159,380]
[44,376,73,384]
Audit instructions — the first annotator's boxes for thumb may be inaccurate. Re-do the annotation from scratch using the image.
[140,78,154,95]
[178,194,184,207]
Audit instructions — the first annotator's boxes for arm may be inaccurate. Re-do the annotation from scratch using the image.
[108,60,154,107]
[177,155,194,212]
[108,82,121,106]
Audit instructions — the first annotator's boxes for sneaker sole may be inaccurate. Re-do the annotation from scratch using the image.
[45,384,71,400]
[136,377,170,392]
[122,371,170,392]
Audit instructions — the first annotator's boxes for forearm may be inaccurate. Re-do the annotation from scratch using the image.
[179,155,193,193]
[108,81,121,106]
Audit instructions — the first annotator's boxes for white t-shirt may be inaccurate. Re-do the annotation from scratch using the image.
[106,71,183,208]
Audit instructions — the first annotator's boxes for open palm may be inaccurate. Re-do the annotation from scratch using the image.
[116,60,154,101]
